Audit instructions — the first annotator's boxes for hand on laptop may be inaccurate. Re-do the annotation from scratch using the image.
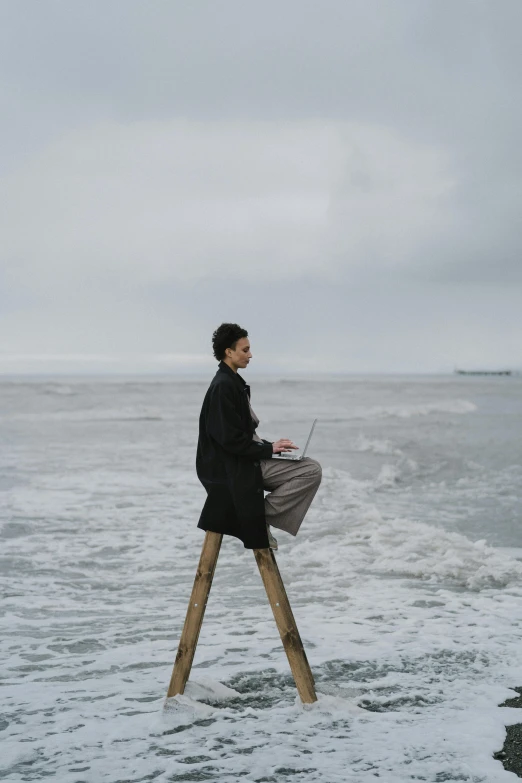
[272,438,299,454]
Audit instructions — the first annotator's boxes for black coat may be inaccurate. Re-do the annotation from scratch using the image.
[196,361,274,549]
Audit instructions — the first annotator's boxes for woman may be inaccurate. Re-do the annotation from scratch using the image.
[196,322,322,550]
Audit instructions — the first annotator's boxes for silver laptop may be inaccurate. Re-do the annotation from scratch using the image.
[272,419,318,461]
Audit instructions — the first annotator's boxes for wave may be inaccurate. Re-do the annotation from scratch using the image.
[298,467,522,591]
[355,399,477,420]
[309,400,477,424]
[1,408,164,422]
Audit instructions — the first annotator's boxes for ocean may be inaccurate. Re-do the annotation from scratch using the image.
[1,373,522,782]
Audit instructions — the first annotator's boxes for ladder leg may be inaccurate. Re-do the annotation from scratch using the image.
[254,547,317,704]
[167,531,223,698]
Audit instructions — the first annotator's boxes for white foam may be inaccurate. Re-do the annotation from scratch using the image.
[314,467,522,590]
[352,433,402,455]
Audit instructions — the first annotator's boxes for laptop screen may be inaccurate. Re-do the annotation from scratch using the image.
[301,419,318,458]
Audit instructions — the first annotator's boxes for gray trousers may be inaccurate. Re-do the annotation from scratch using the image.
[260,456,322,536]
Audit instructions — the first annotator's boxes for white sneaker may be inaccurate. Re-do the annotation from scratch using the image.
[267,525,278,550]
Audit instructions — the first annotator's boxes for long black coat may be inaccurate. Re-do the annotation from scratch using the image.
[196,361,274,549]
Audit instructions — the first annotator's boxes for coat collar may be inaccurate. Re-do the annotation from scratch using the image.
[218,360,248,391]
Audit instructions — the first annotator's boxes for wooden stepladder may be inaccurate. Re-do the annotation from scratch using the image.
[167,531,317,704]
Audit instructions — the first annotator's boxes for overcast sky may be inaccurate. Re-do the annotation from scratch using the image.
[1,0,521,375]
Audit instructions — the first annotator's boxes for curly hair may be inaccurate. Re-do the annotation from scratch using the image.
[212,323,248,361]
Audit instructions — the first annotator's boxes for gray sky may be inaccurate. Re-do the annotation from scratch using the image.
[1,0,521,374]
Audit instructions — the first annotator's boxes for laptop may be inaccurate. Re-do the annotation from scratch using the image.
[272,419,318,461]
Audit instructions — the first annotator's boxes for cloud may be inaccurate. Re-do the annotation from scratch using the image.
[1,1,520,372]
[1,119,453,296]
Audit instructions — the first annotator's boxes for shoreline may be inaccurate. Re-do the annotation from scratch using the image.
[494,687,522,777]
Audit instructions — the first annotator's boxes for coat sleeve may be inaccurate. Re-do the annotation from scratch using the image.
[207,384,273,460]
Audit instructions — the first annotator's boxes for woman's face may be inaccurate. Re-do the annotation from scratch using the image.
[226,337,252,370]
